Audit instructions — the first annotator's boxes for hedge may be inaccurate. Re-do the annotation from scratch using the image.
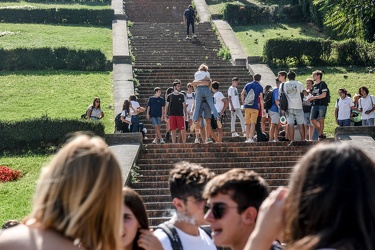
[0,47,109,71]
[0,8,113,26]
[24,0,110,3]
[0,116,105,151]
[263,38,375,66]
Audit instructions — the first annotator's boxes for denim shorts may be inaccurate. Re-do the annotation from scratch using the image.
[150,117,161,126]
[304,112,312,126]
[310,105,327,120]
[338,119,351,126]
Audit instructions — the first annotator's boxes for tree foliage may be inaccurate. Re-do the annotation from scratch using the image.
[314,0,375,41]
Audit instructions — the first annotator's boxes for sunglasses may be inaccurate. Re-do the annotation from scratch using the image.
[95,100,100,103]
[204,202,238,220]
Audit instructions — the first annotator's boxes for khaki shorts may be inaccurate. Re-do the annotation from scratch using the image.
[245,108,258,124]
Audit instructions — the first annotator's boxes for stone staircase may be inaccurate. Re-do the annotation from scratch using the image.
[123,0,315,227]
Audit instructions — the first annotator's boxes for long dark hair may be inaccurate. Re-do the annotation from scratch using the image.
[122,100,130,114]
[285,143,375,250]
[123,187,149,250]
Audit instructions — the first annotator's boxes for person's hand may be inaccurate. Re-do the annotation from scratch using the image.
[138,229,164,250]
[245,187,288,250]
[307,96,315,102]
[146,114,150,120]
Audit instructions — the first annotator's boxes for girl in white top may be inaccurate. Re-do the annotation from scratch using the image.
[358,86,375,126]
[87,97,104,121]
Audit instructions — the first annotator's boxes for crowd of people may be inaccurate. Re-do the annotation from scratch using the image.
[1,134,374,250]
[110,65,374,144]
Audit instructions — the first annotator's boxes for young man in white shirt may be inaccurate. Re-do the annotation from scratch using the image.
[228,77,245,137]
[154,162,217,250]
[335,88,355,126]
[211,81,229,143]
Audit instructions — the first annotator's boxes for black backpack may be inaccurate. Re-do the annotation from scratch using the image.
[279,83,288,112]
[264,89,274,110]
[114,112,124,132]
[157,221,225,250]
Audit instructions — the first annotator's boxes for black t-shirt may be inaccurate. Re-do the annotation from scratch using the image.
[312,81,328,106]
[167,93,185,116]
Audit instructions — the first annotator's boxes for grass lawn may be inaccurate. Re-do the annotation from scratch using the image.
[0,70,115,134]
[271,66,375,137]
[0,153,50,224]
[0,23,112,59]
[233,23,327,56]
[0,0,110,9]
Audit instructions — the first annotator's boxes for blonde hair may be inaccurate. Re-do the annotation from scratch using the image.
[28,135,123,250]
[198,64,208,72]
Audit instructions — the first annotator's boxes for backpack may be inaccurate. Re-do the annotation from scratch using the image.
[157,221,224,250]
[114,112,124,132]
[244,88,255,106]
[264,89,273,110]
[279,83,288,112]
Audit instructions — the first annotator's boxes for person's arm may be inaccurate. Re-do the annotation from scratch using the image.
[183,12,186,24]
[335,107,339,125]
[245,187,288,250]
[146,105,150,120]
[100,111,104,119]
[260,92,264,111]
[221,97,229,114]
[165,101,169,122]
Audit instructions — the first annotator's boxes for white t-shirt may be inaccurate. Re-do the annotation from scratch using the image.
[359,95,375,119]
[281,80,305,109]
[194,71,210,82]
[154,227,216,250]
[185,92,195,112]
[88,105,102,120]
[214,91,225,113]
[228,86,241,110]
[335,96,354,120]
[130,100,140,115]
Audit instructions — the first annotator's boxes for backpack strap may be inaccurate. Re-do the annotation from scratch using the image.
[157,222,183,250]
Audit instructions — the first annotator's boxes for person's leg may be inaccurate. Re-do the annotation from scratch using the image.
[368,118,374,126]
[295,110,305,141]
[309,125,314,140]
[193,87,205,122]
[205,118,217,143]
[191,21,195,35]
[288,124,294,142]
[286,111,295,142]
[236,108,246,134]
[244,109,251,139]
[255,116,263,142]
[230,110,236,132]
[310,106,320,133]
[249,109,258,139]
[186,21,190,36]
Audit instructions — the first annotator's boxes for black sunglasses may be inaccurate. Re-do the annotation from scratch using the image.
[204,202,238,220]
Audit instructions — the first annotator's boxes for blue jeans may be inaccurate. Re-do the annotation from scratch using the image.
[193,86,219,121]
[130,115,140,132]
[362,118,374,126]
[338,119,351,126]
[310,105,327,120]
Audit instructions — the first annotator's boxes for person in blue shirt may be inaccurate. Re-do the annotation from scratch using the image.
[147,87,166,144]
[241,74,264,143]
[268,78,280,142]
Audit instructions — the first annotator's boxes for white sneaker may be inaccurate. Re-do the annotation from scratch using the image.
[160,139,165,144]
[152,139,157,144]
[186,35,191,40]
[232,132,240,137]
[143,136,148,140]
[245,138,254,143]
[192,34,197,38]
[205,138,213,144]
[241,132,247,137]
[194,138,200,144]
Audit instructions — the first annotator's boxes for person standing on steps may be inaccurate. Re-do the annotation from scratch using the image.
[147,87,166,144]
[183,4,196,40]
[228,77,246,138]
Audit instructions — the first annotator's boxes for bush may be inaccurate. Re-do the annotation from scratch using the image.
[0,8,113,26]
[334,39,375,66]
[223,3,272,25]
[0,116,105,151]
[0,47,108,71]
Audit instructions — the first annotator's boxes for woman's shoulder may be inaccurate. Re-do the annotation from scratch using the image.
[0,224,78,250]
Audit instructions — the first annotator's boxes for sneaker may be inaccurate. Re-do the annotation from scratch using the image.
[143,136,148,140]
[160,139,165,144]
[186,35,191,40]
[192,34,197,38]
[194,138,200,144]
[152,139,157,144]
[216,118,222,128]
[205,138,213,144]
[232,132,240,137]
[241,132,247,137]
[190,123,196,132]
[245,138,254,143]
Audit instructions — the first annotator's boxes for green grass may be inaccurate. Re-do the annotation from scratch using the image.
[0,1,110,9]
[0,153,51,224]
[233,23,327,56]
[0,70,115,134]
[271,66,375,137]
[0,23,112,59]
